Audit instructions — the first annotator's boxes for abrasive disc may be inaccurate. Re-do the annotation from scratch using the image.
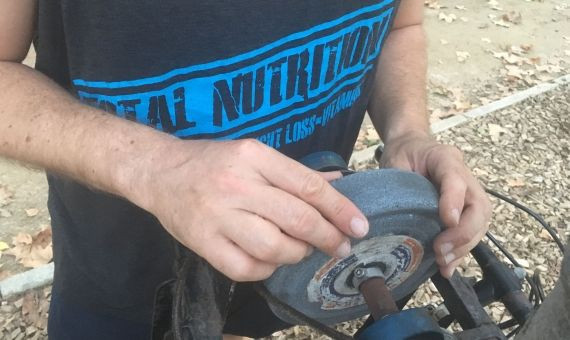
[264,169,443,325]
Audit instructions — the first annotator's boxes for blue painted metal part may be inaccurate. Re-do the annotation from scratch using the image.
[356,308,445,340]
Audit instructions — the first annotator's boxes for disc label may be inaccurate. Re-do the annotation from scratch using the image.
[307,235,424,310]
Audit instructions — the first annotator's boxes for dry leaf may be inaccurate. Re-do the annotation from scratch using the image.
[492,51,524,65]
[438,12,457,23]
[504,65,528,79]
[536,64,562,73]
[25,208,39,217]
[365,126,380,142]
[13,233,33,245]
[424,0,441,10]
[539,229,552,240]
[5,227,53,268]
[22,291,44,329]
[487,0,502,10]
[0,241,9,251]
[488,123,508,142]
[515,258,530,268]
[456,51,470,63]
[506,177,525,187]
[520,44,533,53]
[501,11,522,25]
[453,98,472,111]
[492,19,511,28]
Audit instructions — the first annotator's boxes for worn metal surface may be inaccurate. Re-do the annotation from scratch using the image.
[352,266,386,290]
[471,243,533,325]
[265,169,443,325]
[359,277,399,321]
[431,272,506,339]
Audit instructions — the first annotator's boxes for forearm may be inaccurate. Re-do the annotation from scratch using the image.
[368,23,429,143]
[0,62,176,204]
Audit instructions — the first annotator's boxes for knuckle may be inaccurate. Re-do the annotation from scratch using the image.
[291,208,319,237]
[257,265,277,280]
[446,145,464,161]
[291,249,307,263]
[300,172,326,199]
[234,138,264,156]
[256,237,280,260]
[230,259,256,282]
[456,232,472,246]
[320,231,343,254]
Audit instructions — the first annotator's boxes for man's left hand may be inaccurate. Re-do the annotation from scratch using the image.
[378,131,491,278]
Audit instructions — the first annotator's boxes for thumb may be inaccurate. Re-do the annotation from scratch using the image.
[437,172,467,229]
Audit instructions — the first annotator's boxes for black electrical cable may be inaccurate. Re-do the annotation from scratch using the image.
[252,283,353,340]
[486,232,522,268]
[485,188,565,253]
[486,231,544,304]
[481,188,565,339]
[498,318,519,330]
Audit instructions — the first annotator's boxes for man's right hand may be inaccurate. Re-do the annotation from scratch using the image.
[132,139,369,282]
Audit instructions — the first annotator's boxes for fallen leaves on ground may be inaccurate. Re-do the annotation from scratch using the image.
[456,51,471,63]
[4,227,52,268]
[354,126,381,151]
[428,85,473,122]
[25,209,39,217]
[1,287,50,340]
[501,11,522,25]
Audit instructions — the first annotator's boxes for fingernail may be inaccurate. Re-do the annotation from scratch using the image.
[305,246,314,257]
[350,217,369,237]
[335,240,351,258]
[444,252,456,265]
[451,208,460,226]
[440,242,454,255]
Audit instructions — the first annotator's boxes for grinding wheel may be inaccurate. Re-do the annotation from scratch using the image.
[264,169,443,325]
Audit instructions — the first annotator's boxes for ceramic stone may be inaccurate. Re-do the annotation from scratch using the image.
[264,169,444,325]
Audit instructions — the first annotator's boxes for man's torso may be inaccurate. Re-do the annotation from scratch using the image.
[35,0,400,323]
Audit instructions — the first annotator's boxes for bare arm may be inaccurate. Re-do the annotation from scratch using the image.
[0,0,367,281]
[368,0,429,143]
[0,0,176,198]
[368,0,491,278]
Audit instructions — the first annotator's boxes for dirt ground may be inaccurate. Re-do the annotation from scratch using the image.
[0,0,569,338]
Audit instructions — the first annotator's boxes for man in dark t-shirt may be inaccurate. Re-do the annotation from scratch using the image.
[0,1,491,339]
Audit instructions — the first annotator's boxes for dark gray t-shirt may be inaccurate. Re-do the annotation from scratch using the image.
[35,0,400,323]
